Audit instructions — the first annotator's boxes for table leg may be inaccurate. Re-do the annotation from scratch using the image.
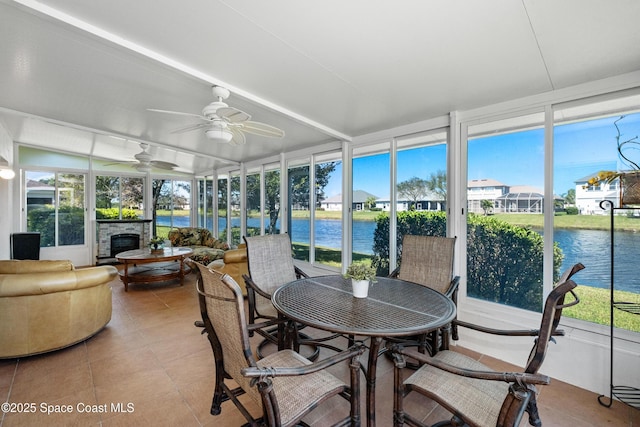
[366,336,383,427]
[179,258,185,286]
[123,263,129,292]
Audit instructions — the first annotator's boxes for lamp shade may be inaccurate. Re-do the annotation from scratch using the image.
[205,128,233,143]
[0,168,15,179]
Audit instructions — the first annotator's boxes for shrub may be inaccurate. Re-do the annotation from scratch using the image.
[27,205,86,247]
[96,208,139,219]
[565,206,579,215]
[372,211,563,312]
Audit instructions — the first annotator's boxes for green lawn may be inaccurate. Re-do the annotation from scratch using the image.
[564,286,640,332]
[492,212,640,231]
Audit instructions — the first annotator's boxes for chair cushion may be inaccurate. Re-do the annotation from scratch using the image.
[256,350,347,427]
[404,350,510,427]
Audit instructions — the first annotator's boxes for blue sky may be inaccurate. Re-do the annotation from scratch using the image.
[325,112,640,199]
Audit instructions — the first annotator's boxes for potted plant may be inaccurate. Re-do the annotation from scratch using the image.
[149,236,164,253]
[585,116,640,206]
[343,262,377,298]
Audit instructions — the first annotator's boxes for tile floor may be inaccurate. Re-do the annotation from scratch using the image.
[0,270,638,426]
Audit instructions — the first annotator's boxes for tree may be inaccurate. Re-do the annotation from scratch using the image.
[397,176,428,209]
[563,188,575,205]
[426,169,447,200]
[121,177,143,210]
[365,196,377,210]
[95,176,120,209]
[151,179,167,236]
[480,199,493,215]
[315,162,337,207]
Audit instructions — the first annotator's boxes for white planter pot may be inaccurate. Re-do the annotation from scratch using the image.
[351,279,370,298]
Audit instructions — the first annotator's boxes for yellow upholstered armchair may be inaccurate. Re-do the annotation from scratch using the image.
[0,260,117,358]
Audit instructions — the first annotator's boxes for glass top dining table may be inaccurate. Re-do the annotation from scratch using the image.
[272,275,456,427]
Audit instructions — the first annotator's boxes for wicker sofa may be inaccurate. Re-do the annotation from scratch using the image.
[167,227,230,265]
[0,260,117,358]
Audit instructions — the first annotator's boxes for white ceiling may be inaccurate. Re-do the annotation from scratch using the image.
[1,0,640,174]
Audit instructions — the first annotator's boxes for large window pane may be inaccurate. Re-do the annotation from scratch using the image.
[467,113,548,311]
[26,171,56,247]
[288,162,310,261]
[152,178,191,239]
[58,173,85,245]
[230,174,241,246]
[353,143,390,265]
[246,171,261,237]
[96,176,143,219]
[554,95,640,330]
[264,167,281,235]
[26,170,86,247]
[218,176,228,240]
[315,155,342,268]
[197,177,214,230]
[391,131,448,272]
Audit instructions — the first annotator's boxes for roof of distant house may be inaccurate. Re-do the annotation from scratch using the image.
[322,190,378,204]
[467,178,507,188]
[26,179,54,189]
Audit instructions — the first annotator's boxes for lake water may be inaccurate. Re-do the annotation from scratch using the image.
[158,216,638,293]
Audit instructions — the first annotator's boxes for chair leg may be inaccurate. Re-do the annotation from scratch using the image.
[390,351,406,427]
[526,395,542,427]
[211,359,225,415]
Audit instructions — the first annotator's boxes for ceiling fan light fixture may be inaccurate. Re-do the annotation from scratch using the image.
[206,128,233,143]
[135,163,152,173]
[0,168,15,180]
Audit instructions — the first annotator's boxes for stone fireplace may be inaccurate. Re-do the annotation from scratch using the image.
[96,219,152,264]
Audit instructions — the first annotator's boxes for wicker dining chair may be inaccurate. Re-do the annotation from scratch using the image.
[242,233,321,359]
[388,235,459,359]
[194,262,365,427]
[387,263,583,427]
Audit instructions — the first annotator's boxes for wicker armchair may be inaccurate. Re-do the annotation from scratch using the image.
[194,262,365,427]
[387,263,583,427]
[243,234,329,360]
[387,235,459,360]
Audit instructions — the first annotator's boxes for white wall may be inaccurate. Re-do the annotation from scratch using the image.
[0,123,14,260]
[456,298,640,397]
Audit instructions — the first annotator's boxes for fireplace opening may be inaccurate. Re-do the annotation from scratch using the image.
[111,233,140,257]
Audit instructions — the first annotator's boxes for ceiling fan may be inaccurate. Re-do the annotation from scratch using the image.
[107,142,178,172]
[148,86,285,145]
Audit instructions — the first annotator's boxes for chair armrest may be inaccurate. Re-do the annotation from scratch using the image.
[242,344,365,379]
[444,275,460,298]
[454,319,565,337]
[243,274,274,300]
[389,346,550,386]
[388,267,400,278]
[294,266,309,279]
[247,318,285,333]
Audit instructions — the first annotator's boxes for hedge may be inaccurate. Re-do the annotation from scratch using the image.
[371,211,563,311]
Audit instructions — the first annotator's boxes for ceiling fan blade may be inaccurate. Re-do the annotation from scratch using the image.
[217,107,251,123]
[170,122,211,134]
[235,121,285,138]
[150,160,178,170]
[148,108,206,120]
[103,160,135,167]
[229,127,246,146]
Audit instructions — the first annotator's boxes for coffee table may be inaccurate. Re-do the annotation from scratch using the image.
[115,247,193,291]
